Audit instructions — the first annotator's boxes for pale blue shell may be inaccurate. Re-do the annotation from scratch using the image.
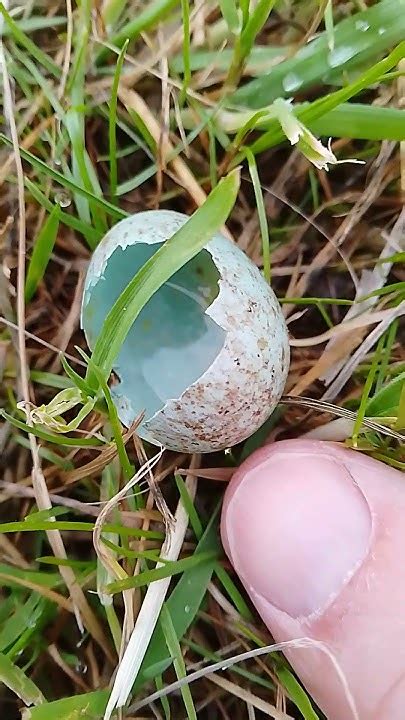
[81,210,289,452]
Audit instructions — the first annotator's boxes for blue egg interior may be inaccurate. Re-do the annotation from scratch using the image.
[83,243,225,423]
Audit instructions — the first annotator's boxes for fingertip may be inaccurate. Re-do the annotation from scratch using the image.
[221,440,405,720]
[222,440,372,619]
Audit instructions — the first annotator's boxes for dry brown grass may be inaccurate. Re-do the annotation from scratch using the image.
[0,1,404,718]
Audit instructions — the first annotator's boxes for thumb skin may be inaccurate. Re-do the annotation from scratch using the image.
[221,439,405,720]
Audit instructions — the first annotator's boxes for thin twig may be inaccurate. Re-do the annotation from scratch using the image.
[280,395,404,441]
[207,675,291,720]
[289,306,405,347]
[0,316,87,366]
[129,638,359,720]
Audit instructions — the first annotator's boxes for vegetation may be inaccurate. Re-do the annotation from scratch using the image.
[0,0,404,718]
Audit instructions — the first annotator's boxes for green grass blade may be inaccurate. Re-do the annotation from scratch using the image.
[60,355,94,396]
[208,120,218,187]
[290,42,405,123]
[96,0,180,61]
[2,597,50,661]
[245,148,270,281]
[26,507,70,524]
[173,474,252,618]
[65,2,107,233]
[0,136,127,221]
[226,0,276,87]
[161,605,197,720]
[24,179,100,248]
[109,39,129,199]
[0,594,44,653]
[375,320,398,391]
[14,435,74,470]
[239,0,249,26]
[352,335,385,444]
[233,0,405,106]
[366,371,405,417]
[239,44,405,158]
[25,205,60,303]
[97,103,156,157]
[279,297,352,306]
[0,410,105,447]
[106,551,217,593]
[136,507,220,686]
[214,563,253,619]
[0,652,45,706]
[21,690,109,720]
[102,0,127,30]
[76,349,133,479]
[155,674,171,720]
[0,2,61,77]
[309,103,405,142]
[0,519,163,538]
[231,103,405,146]
[171,45,288,74]
[3,16,67,34]
[239,0,277,61]
[275,662,319,720]
[102,537,162,562]
[36,557,94,569]
[361,280,404,306]
[0,564,60,589]
[98,464,120,617]
[26,506,69,522]
[219,0,240,35]
[87,168,240,387]
[324,0,334,51]
[209,106,405,155]
[396,382,405,430]
[116,164,157,196]
[174,474,203,538]
[10,43,65,117]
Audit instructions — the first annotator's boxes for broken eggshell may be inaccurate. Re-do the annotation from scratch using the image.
[81,210,289,453]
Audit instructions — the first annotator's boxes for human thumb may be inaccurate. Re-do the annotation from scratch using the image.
[221,439,405,720]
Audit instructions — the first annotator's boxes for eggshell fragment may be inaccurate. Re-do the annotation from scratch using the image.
[81,210,289,453]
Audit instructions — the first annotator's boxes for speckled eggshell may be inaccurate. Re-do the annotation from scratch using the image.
[82,210,290,453]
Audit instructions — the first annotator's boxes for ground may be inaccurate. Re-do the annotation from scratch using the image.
[0,0,404,719]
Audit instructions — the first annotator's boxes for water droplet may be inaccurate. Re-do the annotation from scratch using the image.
[378,27,386,35]
[75,661,88,674]
[355,20,369,31]
[54,158,62,166]
[55,191,71,208]
[327,46,356,68]
[282,72,302,93]
[221,666,228,672]
[184,605,190,613]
